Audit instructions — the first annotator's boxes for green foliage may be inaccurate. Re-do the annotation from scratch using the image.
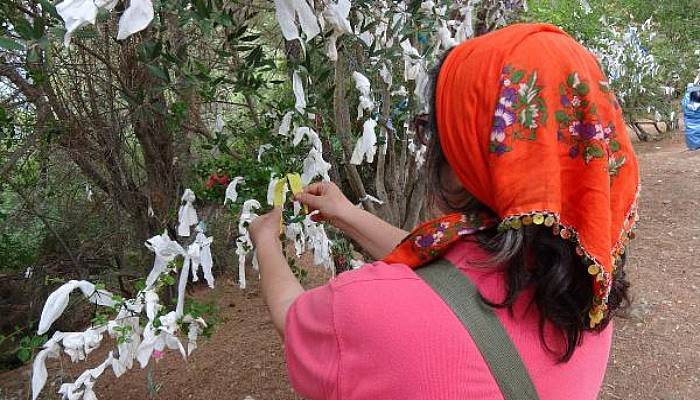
[183,300,220,338]
[0,190,41,272]
[287,257,308,283]
[192,101,309,213]
[330,234,357,273]
[0,0,693,366]
[14,334,46,365]
[524,0,700,120]
[91,312,109,327]
[113,325,134,345]
[526,0,700,100]
[0,327,47,364]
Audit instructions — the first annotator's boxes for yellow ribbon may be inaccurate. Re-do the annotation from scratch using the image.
[273,173,307,232]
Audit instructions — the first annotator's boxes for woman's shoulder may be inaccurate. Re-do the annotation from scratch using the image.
[330,240,495,292]
[329,260,421,289]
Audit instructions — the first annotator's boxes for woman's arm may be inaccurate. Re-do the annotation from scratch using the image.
[250,183,408,335]
[332,204,408,260]
[249,208,304,337]
[294,182,408,260]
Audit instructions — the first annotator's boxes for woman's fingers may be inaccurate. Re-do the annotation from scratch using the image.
[294,191,323,211]
[249,207,283,245]
[303,182,327,196]
[295,182,349,224]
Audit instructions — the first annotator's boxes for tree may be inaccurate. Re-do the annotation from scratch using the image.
[1,1,279,271]
[526,0,700,126]
[5,1,535,397]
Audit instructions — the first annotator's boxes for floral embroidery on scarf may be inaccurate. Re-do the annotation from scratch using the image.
[407,212,496,263]
[489,65,548,155]
[555,73,626,177]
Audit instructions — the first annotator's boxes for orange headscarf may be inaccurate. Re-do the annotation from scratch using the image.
[384,23,639,328]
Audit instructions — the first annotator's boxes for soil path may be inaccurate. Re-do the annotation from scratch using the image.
[599,136,700,399]
[1,136,698,400]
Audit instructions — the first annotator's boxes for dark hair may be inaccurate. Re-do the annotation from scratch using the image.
[423,52,631,362]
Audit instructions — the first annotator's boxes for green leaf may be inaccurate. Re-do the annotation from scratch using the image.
[193,0,211,18]
[141,40,162,61]
[576,83,590,96]
[13,19,35,40]
[30,335,46,348]
[38,0,60,18]
[17,348,31,363]
[609,140,620,152]
[567,73,576,88]
[0,37,24,51]
[511,70,525,84]
[555,110,569,123]
[146,64,170,82]
[161,274,176,286]
[586,145,605,158]
[96,7,111,22]
[92,314,108,326]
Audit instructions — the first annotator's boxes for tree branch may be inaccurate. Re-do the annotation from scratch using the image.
[333,55,376,214]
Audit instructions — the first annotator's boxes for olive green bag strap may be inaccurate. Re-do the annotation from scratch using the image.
[415,258,540,400]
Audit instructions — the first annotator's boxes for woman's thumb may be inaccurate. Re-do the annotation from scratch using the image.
[270,206,283,218]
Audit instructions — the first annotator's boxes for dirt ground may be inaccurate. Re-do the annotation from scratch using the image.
[1,134,698,400]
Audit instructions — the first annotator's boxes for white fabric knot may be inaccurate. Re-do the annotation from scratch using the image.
[235,200,261,289]
[350,119,378,165]
[273,0,321,42]
[177,189,198,237]
[37,281,116,335]
[224,177,245,205]
[293,71,307,113]
[116,0,155,40]
[322,0,352,61]
[302,148,332,185]
[352,72,374,119]
[144,231,185,288]
[292,126,323,152]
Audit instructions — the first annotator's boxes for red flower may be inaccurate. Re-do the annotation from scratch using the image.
[205,173,230,188]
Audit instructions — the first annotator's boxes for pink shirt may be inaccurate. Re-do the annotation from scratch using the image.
[284,241,612,399]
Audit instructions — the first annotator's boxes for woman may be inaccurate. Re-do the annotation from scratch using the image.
[249,23,639,399]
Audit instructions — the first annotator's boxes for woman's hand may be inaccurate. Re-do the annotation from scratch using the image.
[248,207,283,247]
[296,181,408,259]
[294,182,354,225]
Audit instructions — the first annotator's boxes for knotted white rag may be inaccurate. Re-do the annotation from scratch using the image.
[177,189,198,237]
